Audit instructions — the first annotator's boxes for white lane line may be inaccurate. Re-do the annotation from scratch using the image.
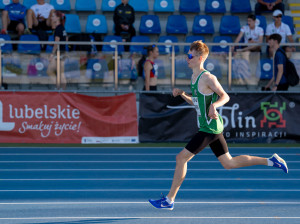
[0,161,299,163]
[0,168,298,171]
[1,178,299,181]
[0,217,299,220]
[0,189,299,192]
[0,201,299,205]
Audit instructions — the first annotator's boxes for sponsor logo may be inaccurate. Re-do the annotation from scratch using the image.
[260,102,286,128]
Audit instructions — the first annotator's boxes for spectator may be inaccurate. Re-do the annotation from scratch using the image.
[143,45,159,91]
[232,14,264,53]
[264,34,288,91]
[255,0,285,15]
[113,0,136,43]
[25,0,55,34]
[1,0,26,37]
[47,11,67,89]
[266,10,295,57]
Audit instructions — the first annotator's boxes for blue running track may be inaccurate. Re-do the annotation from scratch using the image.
[0,146,299,224]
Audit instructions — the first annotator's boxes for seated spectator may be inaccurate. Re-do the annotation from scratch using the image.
[232,14,264,53]
[25,0,55,34]
[255,0,285,15]
[266,10,295,57]
[113,0,136,43]
[1,0,26,37]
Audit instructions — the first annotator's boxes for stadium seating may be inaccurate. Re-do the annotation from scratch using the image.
[179,0,200,13]
[282,15,295,34]
[23,0,36,9]
[118,58,137,80]
[65,14,81,33]
[102,35,124,53]
[85,15,108,34]
[64,58,81,79]
[184,35,205,53]
[101,0,121,11]
[50,0,71,11]
[255,15,267,33]
[192,15,214,34]
[157,35,179,54]
[205,0,226,13]
[166,15,188,34]
[256,58,273,80]
[75,0,96,11]
[154,59,166,79]
[204,58,222,79]
[18,35,41,54]
[175,56,192,79]
[153,0,174,12]
[139,15,161,34]
[27,57,49,77]
[0,34,13,53]
[129,36,150,54]
[0,0,11,9]
[211,36,233,52]
[46,35,69,53]
[231,59,251,81]
[130,0,148,12]
[86,58,109,80]
[219,15,241,35]
[230,0,252,13]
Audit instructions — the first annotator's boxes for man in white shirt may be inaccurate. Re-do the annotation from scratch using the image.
[25,0,55,33]
[265,10,295,57]
[232,14,264,53]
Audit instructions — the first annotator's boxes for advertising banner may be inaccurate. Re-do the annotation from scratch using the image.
[0,92,138,143]
[138,93,300,143]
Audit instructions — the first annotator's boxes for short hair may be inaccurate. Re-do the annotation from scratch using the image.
[189,40,209,58]
[248,14,256,21]
[269,33,282,43]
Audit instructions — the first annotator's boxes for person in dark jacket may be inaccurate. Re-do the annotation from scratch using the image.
[113,0,136,43]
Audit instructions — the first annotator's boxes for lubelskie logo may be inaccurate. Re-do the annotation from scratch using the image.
[0,101,15,131]
[260,102,286,128]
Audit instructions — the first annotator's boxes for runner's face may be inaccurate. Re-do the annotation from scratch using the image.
[151,47,159,59]
[186,50,201,68]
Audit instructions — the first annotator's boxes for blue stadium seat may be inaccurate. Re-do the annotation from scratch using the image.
[184,35,205,53]
[256,58,273,80]
[130,0,148,12]
[157,36,179,54]
[27,57,49,77]
[86,15,108,34]
[0,0,11,9]
[139,15,161,34]
[282,15,295,35]
[130,36,150,54]
[102,35,124,53]
[0,34,13,53]
[192,15,214,34]
[65,14,81,33]
[101,0,121,11]
[23,0,36,9]
[230,0,251,13]
[219,16,240,35]
[204,59,222,79]
[18,35,41,54]
[255,15,267,33]
[175,57,192,79]
[179,0,200,13]
[64,58,80,79]
[75,0,96,11]
[205,0,226,13]
[232,59,251,81]
[153,0,174,12]
[166,15,188,34]
[86,58,109,80]
[211,36,232,53]
[50,0,71,11]
[118,58,137,80]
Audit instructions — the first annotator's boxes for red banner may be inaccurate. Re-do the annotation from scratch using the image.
[0,92,138,143]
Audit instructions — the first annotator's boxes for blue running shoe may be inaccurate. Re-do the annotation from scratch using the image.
[269,153,288,173]
[148,194,174,210]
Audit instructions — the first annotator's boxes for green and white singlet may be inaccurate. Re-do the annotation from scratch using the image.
[191,70,224,134]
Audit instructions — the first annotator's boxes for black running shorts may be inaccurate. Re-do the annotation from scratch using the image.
[185,131,228,158]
